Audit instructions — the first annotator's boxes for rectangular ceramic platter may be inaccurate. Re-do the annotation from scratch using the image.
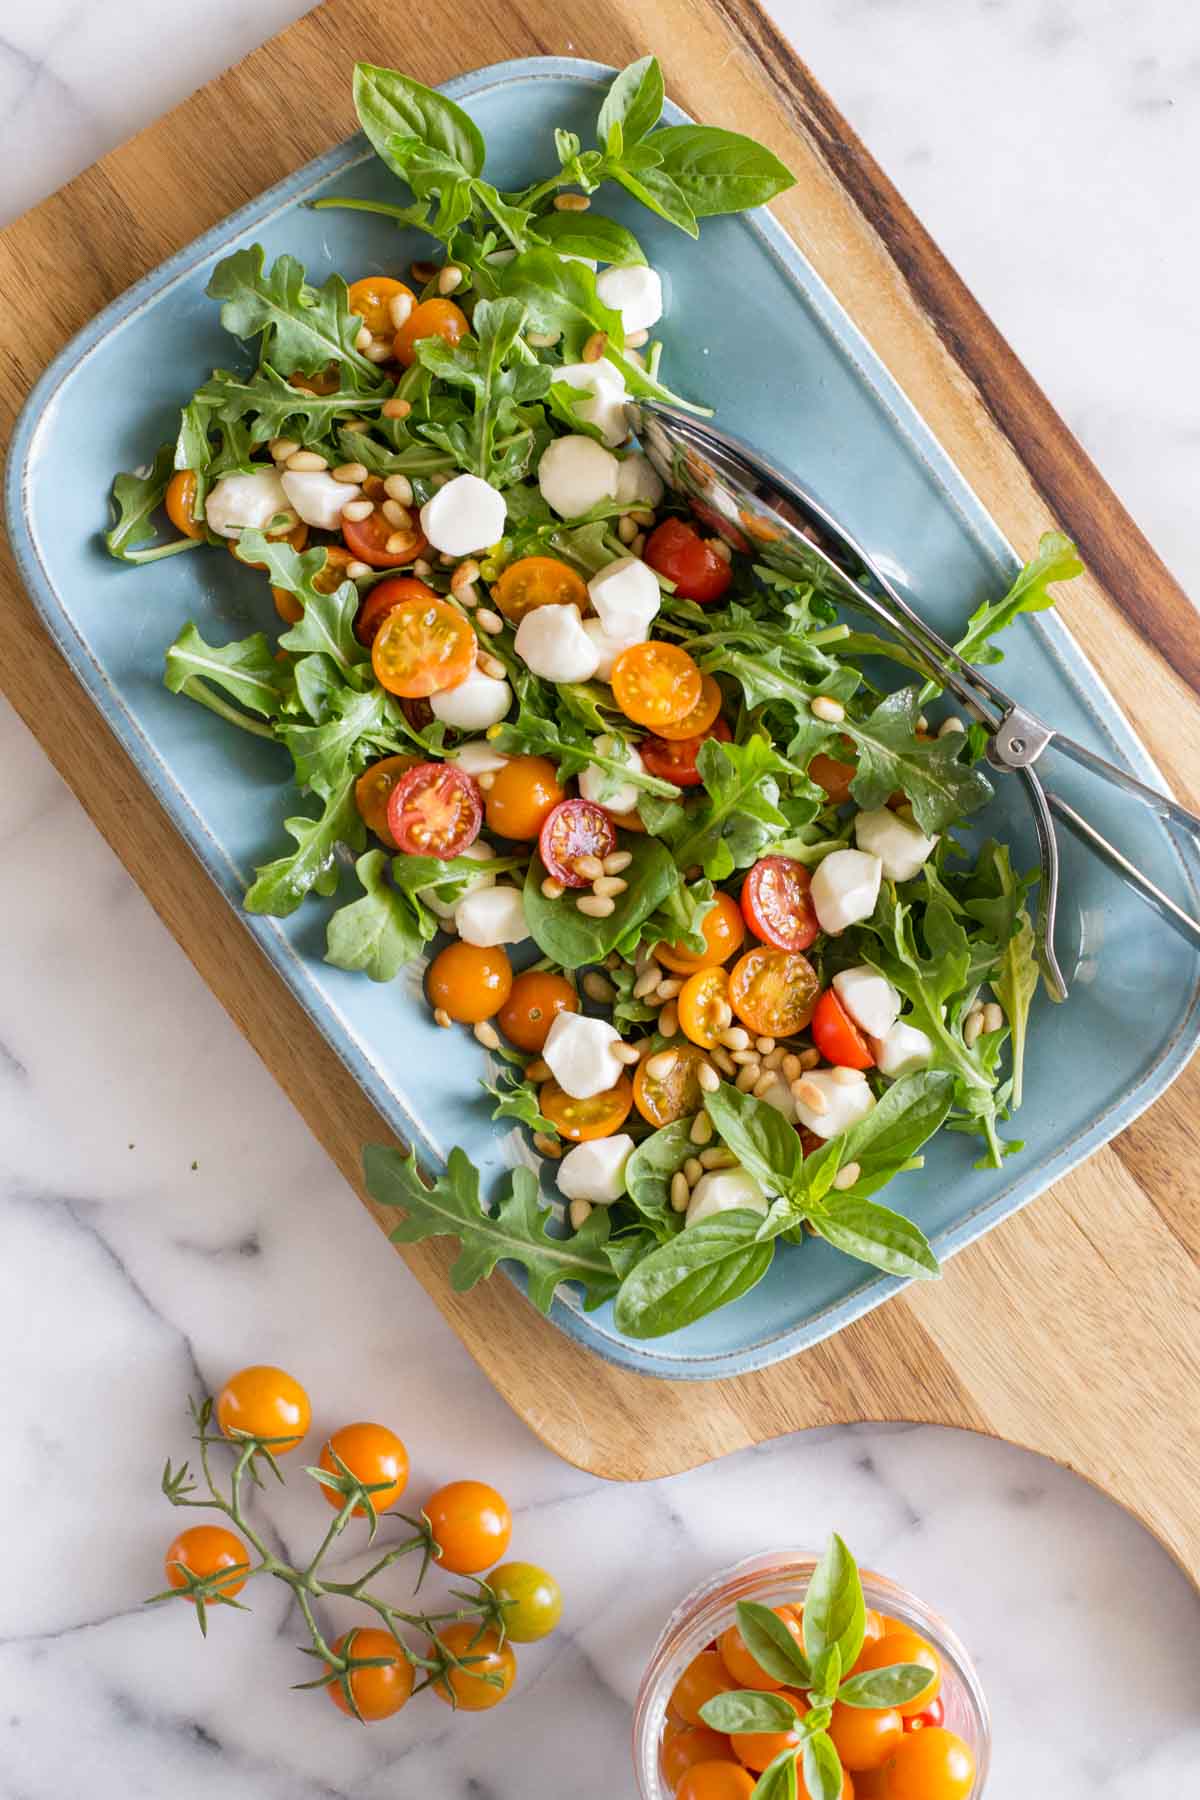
[9,58,1200,1380]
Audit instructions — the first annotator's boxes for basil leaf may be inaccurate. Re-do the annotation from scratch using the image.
[106,444,203,564]
[207,247,381,391]
[500,249,627,357]
[827,1072,955,1200]
[624,1121,695,1219]
[611,161,698,237]
[750,1748,800,1800]
[611,1210,775,1338]
[324,850,424,982]
[700,1690,800,1734]
[535,211,646,266]
[597,56,664,150]
[353,63,485,178]
[800,1733,845,1800]
[735,1601,812,1688]
[648,124,796,216]
[809,1196,940,1281]
[837,1663,938,1709]
[522,837,678,968]
[703,1083,803,1199]
[808,1643,842,1703]
[244,775,365,917]
[164,623,288,720]
[803,1535,866,1677]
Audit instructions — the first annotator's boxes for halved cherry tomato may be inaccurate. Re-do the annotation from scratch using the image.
[640,715,731,787]
[272,543,357,625]
[670,1650,736,1729]
[486,757,566,841]
[229,517,308,566]
[394,296,469,367]
[809,748,857,805]
[355,575,438,646]
[165,469,205,539]
[497,970,578,1052]
[678,966,732,1050]
[677,1766,756,1800]
[539,799,617,888]
[539,1076,633,1141]
[318,1422,409,1516]
[718,1608,804,1690]
[740,856,820,953]
[165,1524,249,1600]
[612,642,703,729]
[731,1692,809,1772]
[881,1727,974,1800]
[289,364,340,396]
[430,1623,517,1710]
[327,1627,414,1720]
[905,1696,945,1733]
[729,947,820,1037]
[427,942,512,1022]
[347,275,415,338]
[424,1479,512,1573]
[372,595,477,697]
[355,753,421,847]
[829,1699,904,1771]
[855,1631,940,1718]
[656,890,745,973]
[216,1365,311,1451]
[494,556,589,623]
[633,1042,710,1126]
[387,762,482,858]
[342,505,430,570]
[811,988,874,1071]
[655,673,723,742]
[644,518,734,603]
[663,1726,734,1792]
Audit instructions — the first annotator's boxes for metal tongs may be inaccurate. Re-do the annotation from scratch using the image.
[628,399,1200,1001]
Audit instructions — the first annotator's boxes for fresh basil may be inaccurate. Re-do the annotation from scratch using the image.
[353,63,485,179]
[803,1534,867,1677]
[700,1689,800,1734]
[749,1748,800,1800]
[624,1120,695,1220]
[611,1210,774,1338]
[837,1662,938,1709]
[522,837,679,967]
[534,211,646,266]
[735,1600,812,1688]
[800,1732,845,1800]
[596,56,664,152]
[703,1083,802,1198]
[648,124,795,216]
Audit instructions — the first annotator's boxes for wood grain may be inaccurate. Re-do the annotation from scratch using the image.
[2,0,1197,1576]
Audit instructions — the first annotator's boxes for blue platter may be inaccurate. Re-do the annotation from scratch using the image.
[8,58,1199,1379]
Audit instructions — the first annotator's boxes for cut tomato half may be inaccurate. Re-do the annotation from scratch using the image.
[386,762,482,858]
[639,715,731,788]
[371,595,477,697]
[810,988,874,1070]
[538,799,618,889]
[728,947,819,1038]
[740,856,820,953]
[611,641,703,730]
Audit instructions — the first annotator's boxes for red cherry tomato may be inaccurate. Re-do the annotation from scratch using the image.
[740,856,820,952]
[354,576,438,647]
[342,506,429,570]
[905,1695,945,1733]
[538,799,618,889]
[811,988,874,1071]
[640,715,731,787]
[386,762,482,858]
[644,517,733,603]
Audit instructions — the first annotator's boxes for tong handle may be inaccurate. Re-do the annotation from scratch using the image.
[1045,792,1200,954]
[1047,731,1200,838]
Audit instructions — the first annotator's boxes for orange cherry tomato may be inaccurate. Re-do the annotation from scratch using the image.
[290,364,340,396]
[718,1608,805,1689]
[731,1692,809,1772]
[640,714,732,788]
[318,1422,410,1515]
[394,296,469,367]
[663,1726,734,1792]
[354,753,421,847]
[342,504,429,569]
[655,674,723,742]
[656,890,746,973]
[215,1365,311,1452]
[484,756,566,841]
[229,517,308,567]
[852,1609,888,1671]
[798,1766,854,1800]
[855,1631,940,1718]
[881,1727,974,1800]
[427,942,513,1023]
[272,543,357,625]
[327,1627,414,1720]
[809,749,858,805]
[371,594,477,697]
[540,1076,633,1141]
[497,970,578,1052]
[347,275,415,339]
[811,988,874,1071]
[494,555,589,623]
[633,1043,711,1127]
[728,947,820,1038]
[677,1765,756,1800]
[611,642,704,729]
[431,1622,517,1710]
[165,1524,249,1600]
[165,469,204,539]
[829,1700,904,1772]
[424,1480,512,1574]
[355,574,438,647]
[678,966,732,1050]
[670,1650,736,1729]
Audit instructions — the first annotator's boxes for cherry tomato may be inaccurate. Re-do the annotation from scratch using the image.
[355,575,438,647]
[354,754,421,848]
[633,1042,710,1126]
[655,674,723,742]
[347,275,415,339]
[798,1766,854,1800]
[905,1696,945,1733]
[656,890,746,973]
[612,641,704,729]
[372,594,477,697]
[497,970,578,1052]
[731,1692,808,1771]
[318,1422,410,1515]
[494,556,589,623]
[718,1608,805,1689]
[165,469,204,540]
[663,1727,734,1793]
[342,505,429,570]
[740,856,820,953]
[539,798,618,887]
[165,1524,249,1599]
[387,761,482,858]
[289,364,340,396]
[394,297,469,367]
[216,1366,310,1452]
[676,1766,756,1800]
[811,988,874,1071]
[728,947,820,1038]
[829,1700,904,1771]
[670,1650,736,1729]
[427,942,513,1022]
[327,1627,414,1720]
[272,543,357,625]
[852,1609,888,1671]
[640,715,731,787]
[424,1480,512,1574]
[881,1727,974,1800]
[644,518,734,603]
[229,517,308,566]
[540,1076,633,1141]
[855,1631,940,1718]
[486,756,566,842]
[487,1561,563,1642]
[678,966,732,1050]
[431,1622,517,1710]
[690,497,751,554]
[809,750,858,805]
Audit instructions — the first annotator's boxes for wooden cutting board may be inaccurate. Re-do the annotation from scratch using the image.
[3,0,1198,1576]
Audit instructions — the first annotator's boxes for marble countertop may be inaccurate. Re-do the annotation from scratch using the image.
[1,3,1198,1795]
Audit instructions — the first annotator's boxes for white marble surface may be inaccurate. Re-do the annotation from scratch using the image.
[1,3,1199,1795]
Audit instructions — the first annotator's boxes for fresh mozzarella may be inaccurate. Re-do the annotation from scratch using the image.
[542,1011,625,1100]
[537,434,620,518]
[514,603,601,683]
[854,807,938,883]
[596,264,664,334]
[280,469,360,531]
[556,1134,634,1205]
[872,1020,934,1078]
[554,360,629,447]
[419,472,507,556]
[615,451,665,509]
[449,741,510,777]
[578,735,645,815]
[418,841,495,923]
[811,849,883,935]
[686,1167,770,1227]
[832,966,901,1040]
[429,666,512,730]
[205,467,291,539]
[791,1068,876,1140]
[582,616,642,681]
[587,555,661,640]
[757,1076,798,1123]
[454,884,529,948]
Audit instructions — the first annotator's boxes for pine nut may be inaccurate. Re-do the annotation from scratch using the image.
[582,330,607,363]
[963,1008,984,1048]
[526,329,562,348]
[346,560,372,579]
[479,653,506,680]
[630,508,656,528]
[386,531,417,555]
[833,1161,861,1191]
[286,449,328,471]
[631,532,646,556]
[574,854,605,881]
[670,1171,691,1213]
[365,342,393,362]
[762,1047,786,1072]
[604,953,622,970]
[477,609,504,635]
[553,192,591,211]
[697,1061,720,1094]
[617,515,639,545]
[709,538,733,563]
[720,1027,750,1051]
[799,1048,821,1070]
[633,968,662,1000]
[582,972,616,1003]
[576,894,615,918]
[527,1059,552,1082]
[438,265,464,295]
[983,1001,1005,1034]
[793,1078,828,1114]
[433,1008,452,1029]
[413,558,433,578]
[658,1001,679,1038]
[541,877,565,900]
[534,1132,562,1159]
[635,945,658,975]
[592,875,628,898]
[684,1156,705,1185]
[646,1051,677,1081]
[917,714,930,733]
[755,1036,776,1055]
[452,559,480,591]
[656,978,682,999]
[382,473,415,507]
[333,462,368,484]
[626,328,650,348]
[699,1147,737,1170]
[613,1042,642,1066]
[603,851,632,875]
[829,1066,866,1086]
[389,292,414,330]
[269,437,299,462]
[382,397,412,420]
[473,1021,500,1050]
[753,1071,779,1098]
[714,1001,733,1031]
[341,499,375,523]
[341,418,369,433]
[355,325,373,351]
[382,498,412,528]
[782,1053,802,1082]
[710,1046,736,1077]
[730,1050,759,1067]
[568,1198,593,1230]
[477,772,496,792]
[411,260,438,284]
[689,1112,714,1146]
[736,1063,761,1092]
[811,695,846,724]
[938,715,966,738]
[457,586,479,609]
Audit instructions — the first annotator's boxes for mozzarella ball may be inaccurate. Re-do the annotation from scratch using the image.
[542,1011,625,1100]
[205,467,291,539]
[454,884,529,948]
[872,1020,934,1078]
[811,849,883,935]
[854,807,938,883]
[556,1134,634,1205]
[832,966,901,1040]
[757,1076,798,1122]
[554,360,629,447]
[587,555,661,640]
[449,740,510,777]
[537,434,620,518]
[615,451,665,509]
[686,1167,770,1227]
[419,472,507,556]
[429,665,512,731]
[792,1069,876,1140]
[578,734,645,815]
[280,469,360,531]
[514,603,601,683]
[596,264,664,334]
[418,841,495,923]
[582,616,643,682]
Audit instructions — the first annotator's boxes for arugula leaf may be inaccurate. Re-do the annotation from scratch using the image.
[353,63,485,179]
[703,1082,803,1197]
[961,841,1042,1106]
[797,687,993,836]
[664,736,793,880]
[700,1691,801,1735]
[482,1073,558,1136]
[244,775,364,916]
[278,682,388,798]
[237,534,368,674]
[647,124,796,216]
[924,532,1083,699]
[611,1210,775,1338]
[534,211,646,266]
[522,836,679,967]
[415,297,550,481]
[106,445,204,564]
[207,247,381,391]
[324,850,424,981]
[193,365,385,447]
[164,623,288,724]
[597,56,664,151]
[735,1600,812,1688]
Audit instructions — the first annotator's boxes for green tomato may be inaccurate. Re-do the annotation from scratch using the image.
[488,1561,563,1643]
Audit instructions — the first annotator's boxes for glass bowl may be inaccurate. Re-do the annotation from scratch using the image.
[633,1550,990,1797]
